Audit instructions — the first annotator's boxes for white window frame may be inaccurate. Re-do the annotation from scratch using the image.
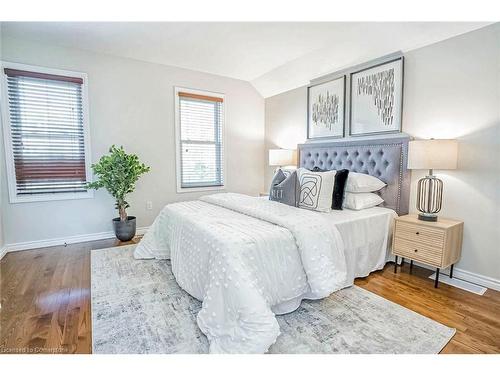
[174,86,226,193]
[0,61,94,203]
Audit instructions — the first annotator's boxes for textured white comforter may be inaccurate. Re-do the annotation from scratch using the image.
[134,193,347,353]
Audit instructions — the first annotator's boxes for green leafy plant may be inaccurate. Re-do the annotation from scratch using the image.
[87,145,150,221]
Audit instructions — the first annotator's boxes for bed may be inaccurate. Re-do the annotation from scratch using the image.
[134,135,410,353]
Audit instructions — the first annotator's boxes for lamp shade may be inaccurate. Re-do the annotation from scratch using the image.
[269,149,297,167]
[408,139,458,170]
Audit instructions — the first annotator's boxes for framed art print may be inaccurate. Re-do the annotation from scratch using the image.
[350,57,403,136]
[307,76,345,139]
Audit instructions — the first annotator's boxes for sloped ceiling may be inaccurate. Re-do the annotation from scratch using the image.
[2,22,491,97]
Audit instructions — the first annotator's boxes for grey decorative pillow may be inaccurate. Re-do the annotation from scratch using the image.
[269,169,299,207]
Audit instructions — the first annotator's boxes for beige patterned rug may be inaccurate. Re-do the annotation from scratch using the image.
[91,245,455,354]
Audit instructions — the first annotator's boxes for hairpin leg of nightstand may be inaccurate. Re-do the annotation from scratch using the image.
[401,258,405,268]
[450,264,454,279]
[409,260,413,273]
[434,268,440,288]
[394,256,398,273]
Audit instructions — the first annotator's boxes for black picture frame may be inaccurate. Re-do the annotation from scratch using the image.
[307,75,346,140]
[349,57,404,137]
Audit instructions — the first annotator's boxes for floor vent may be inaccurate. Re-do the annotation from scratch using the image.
[429,273,487,295]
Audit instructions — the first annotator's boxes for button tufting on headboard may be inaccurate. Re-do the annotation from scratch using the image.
[297,135,410,215]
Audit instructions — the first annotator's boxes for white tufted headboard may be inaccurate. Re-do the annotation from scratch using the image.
[297,135,411,215]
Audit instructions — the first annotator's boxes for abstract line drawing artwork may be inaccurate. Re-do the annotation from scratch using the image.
[350,58,403,136]
[357,68,395,126]
[308,76,345,139]
[311,91,339,130]
[299,173,322,209]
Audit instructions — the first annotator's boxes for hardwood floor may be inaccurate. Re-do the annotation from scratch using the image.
[0,237,139,354]
[1,238,499,354]
[355,264,500,354]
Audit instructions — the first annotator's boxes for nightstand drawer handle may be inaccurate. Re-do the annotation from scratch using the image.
[416,231,420,235]
[414,249,418,253]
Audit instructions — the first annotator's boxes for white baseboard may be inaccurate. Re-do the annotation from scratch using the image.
[447,267,500,292]
[3,226,149,255]
[0,246,7,261]
[404,259,500,292]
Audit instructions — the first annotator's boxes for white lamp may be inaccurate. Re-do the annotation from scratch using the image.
[269,149,297,169]
[408,139,458,221]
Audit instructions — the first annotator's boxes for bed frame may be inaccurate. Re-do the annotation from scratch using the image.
[297,135,411,216]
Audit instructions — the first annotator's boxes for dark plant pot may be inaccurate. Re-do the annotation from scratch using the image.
[112,216,136,242]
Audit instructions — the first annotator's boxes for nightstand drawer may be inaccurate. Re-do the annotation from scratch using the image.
[395,221,445,248]
[393,237,443,266]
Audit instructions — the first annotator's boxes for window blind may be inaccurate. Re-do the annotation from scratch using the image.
[4,68,88,196]
[178,91,224,188]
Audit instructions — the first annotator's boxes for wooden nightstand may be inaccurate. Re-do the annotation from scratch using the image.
[392,214,463,288]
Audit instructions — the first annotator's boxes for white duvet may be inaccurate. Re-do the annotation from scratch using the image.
[134,193,348,353]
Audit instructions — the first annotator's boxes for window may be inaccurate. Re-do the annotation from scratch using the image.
[175,87,225,192]
[1,63,92,203]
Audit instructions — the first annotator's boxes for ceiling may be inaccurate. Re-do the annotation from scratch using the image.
[1,22,491,97]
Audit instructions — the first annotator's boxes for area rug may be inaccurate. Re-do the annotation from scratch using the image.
[91,245,455,354]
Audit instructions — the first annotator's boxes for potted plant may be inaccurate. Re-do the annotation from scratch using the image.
[87,145,150,241]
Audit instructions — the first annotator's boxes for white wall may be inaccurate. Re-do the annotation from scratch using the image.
[0,37,265,246]
[265,24,500,281]
[264,86,307,185]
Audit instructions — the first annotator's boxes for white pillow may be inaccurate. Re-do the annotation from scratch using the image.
[343,192,384,210]
[297,168,335,212]
[345,172,386,193]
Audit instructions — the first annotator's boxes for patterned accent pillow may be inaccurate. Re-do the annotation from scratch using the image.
[297,167,335,212]
[269,169,299,207]
[312,167,349,210]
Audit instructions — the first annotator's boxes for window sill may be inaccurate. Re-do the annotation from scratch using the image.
[176,185,225,194]
[8,190,95,204]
